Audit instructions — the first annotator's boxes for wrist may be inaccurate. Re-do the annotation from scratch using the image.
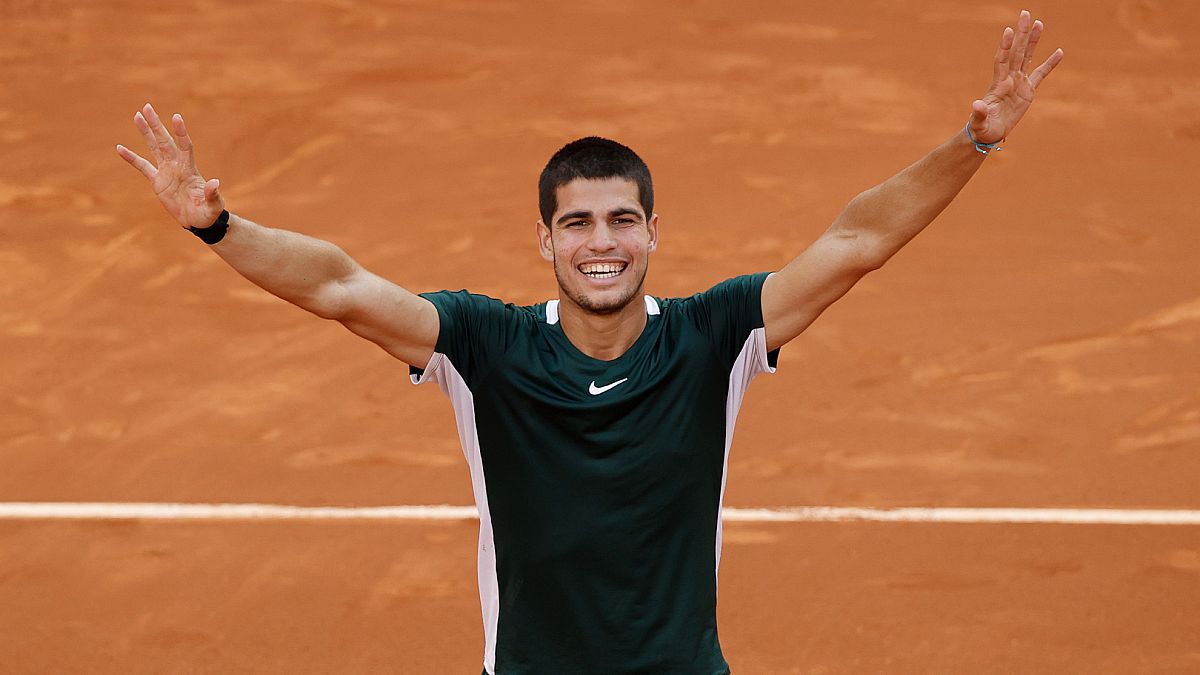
[187,209,230,244]
[963,122,1003,156]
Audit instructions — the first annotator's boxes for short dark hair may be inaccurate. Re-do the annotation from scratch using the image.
[538,137,653,226]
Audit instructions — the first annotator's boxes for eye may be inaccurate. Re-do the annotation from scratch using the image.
[565,220,587,229]
[613,218,635,227]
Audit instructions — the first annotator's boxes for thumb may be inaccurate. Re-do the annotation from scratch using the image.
[204,177,222,204]
[969,99,989,129]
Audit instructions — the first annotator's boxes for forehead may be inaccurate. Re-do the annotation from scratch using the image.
[553,177,642,218]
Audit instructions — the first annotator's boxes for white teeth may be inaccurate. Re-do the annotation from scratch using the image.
[580,262,626,279]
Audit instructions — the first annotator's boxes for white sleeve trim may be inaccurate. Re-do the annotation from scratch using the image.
[407,351,500,672]
[714,326,775,585]
[409,352,446,386]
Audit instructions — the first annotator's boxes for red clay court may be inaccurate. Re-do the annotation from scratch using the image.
[2,1,1198,672]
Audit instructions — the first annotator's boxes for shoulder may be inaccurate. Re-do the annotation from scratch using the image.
[418,290,549,351]
[415,291,548,382]
[662,272,772,317]
[656,273,775,364]
[420,290,544,321]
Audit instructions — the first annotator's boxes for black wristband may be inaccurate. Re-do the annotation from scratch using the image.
[188,210,230,244]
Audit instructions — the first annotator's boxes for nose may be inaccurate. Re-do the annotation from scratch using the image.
[586,221,618,252]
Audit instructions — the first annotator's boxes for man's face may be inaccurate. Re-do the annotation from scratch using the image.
[537,177,658,316]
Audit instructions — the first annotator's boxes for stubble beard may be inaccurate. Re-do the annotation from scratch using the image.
[553,255,646,316]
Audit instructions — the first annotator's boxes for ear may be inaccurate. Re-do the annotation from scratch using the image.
[647,213,659,253]
[536,219,555,262]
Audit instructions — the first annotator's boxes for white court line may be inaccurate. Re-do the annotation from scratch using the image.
[0,503,1198,525]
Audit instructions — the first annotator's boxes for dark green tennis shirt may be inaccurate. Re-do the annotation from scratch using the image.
[410,272,779,674]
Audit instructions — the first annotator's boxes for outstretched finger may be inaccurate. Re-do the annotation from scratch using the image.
[115,144,158,181]
[1023,20,1044,75]
[133,111,163,162]
[993,25,1014,84]
[171,113,197,168]
[141,103,178,161]
[1010,10,1033,75]
[1029,48,1064,89]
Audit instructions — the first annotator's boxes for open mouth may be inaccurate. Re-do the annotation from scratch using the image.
[578,261,628,280]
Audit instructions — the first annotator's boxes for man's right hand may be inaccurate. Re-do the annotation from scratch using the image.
[116,102,440,367]
[116,103,225,231]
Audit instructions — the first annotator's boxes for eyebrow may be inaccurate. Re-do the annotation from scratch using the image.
[555,207,644,226]
[555,209,592,225]
[608,207,644,220]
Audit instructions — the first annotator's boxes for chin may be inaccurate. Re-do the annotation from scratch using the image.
[573,290,639,315]
[557,275,643,316]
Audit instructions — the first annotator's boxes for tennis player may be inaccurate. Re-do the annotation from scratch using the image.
[117,10,1061,674]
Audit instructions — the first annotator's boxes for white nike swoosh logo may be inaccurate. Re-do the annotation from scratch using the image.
[588,378,629,395]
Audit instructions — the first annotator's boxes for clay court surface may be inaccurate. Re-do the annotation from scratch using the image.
[2,0,1198,672]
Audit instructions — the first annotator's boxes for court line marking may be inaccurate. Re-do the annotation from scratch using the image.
[0,503,1198,525]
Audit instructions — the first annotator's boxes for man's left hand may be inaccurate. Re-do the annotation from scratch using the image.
[969,9,1064,145]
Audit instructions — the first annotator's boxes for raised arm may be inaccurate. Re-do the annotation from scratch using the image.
[116,103,439,367]
[761,9,1063,351]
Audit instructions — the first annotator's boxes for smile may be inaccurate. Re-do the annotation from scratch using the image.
[578,261,627,279]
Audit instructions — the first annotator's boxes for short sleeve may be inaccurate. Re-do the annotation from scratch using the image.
[679,272,780,370]
[409,289,511,388]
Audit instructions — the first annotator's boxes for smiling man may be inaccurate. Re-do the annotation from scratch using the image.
[406,139,777,672]
[117,10,1061,674]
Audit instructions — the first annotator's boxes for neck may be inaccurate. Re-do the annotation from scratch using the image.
[557,293,647,361]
